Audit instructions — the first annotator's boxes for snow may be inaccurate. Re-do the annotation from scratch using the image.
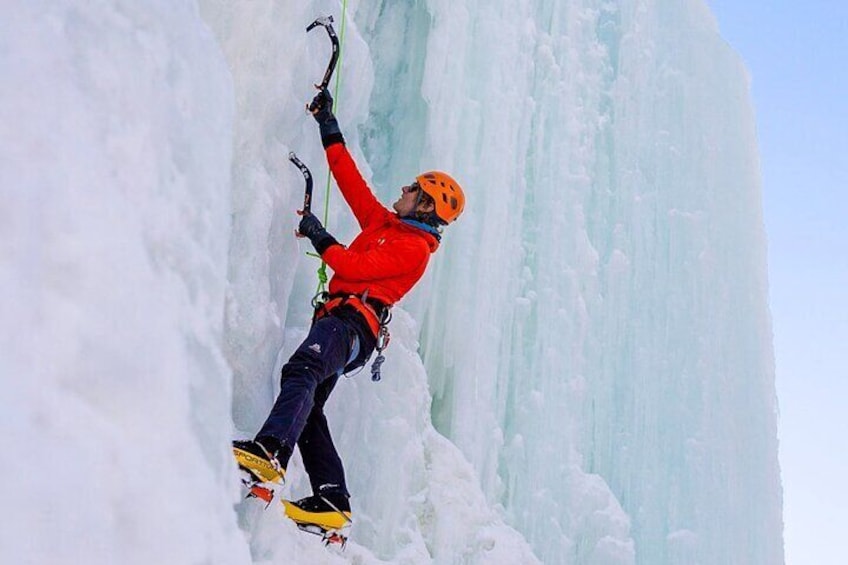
[2,1,781,564]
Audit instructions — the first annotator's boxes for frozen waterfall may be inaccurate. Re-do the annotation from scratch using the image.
[2,0,782,564]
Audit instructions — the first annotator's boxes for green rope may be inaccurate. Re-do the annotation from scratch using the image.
[315,0,348,297]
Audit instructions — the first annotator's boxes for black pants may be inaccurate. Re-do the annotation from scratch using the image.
[257,312,374,497]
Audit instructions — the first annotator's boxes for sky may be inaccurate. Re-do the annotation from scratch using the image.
[705,2,848,564]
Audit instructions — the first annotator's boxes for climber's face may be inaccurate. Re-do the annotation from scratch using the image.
[393,182,434,217]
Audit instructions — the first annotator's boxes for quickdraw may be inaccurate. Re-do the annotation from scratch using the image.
[370,310,391,382]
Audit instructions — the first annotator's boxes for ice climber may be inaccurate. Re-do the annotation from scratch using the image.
[233,87,465,534]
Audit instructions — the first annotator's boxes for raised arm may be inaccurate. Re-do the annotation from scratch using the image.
[310,88,389,229]
[325,143,387,229]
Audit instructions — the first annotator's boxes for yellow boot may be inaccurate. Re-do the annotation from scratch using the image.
[282,492,352,532]
[232,439,286,484]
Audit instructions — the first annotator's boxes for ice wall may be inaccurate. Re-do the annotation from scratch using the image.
[1,1,246,564]
[376,1,782,564]
[354,1,782,564]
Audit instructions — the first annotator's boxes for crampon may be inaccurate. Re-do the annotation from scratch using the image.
[293,522,351,548]
[239,469,278,506]
[238,473,350,548]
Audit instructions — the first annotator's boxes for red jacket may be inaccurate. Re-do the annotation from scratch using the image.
[320,143,440,306]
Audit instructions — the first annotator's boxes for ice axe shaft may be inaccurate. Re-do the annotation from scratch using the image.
[288,152,313,214]
[306,16,339,91]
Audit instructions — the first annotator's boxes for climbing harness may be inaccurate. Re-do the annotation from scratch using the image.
[310,291,392,382]
[311,291,385,339]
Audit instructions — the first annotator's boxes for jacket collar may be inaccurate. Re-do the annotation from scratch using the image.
[400,218,442,242]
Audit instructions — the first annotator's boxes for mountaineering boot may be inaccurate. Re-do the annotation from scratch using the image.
[282,490,352,532]
[232,437,288,485]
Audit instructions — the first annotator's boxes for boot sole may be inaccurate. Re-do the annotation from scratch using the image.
[282,499,352,531]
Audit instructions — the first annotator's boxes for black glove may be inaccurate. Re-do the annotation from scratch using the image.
[308,88,344,148]
[308,87,334,121]
[297,212,339,255]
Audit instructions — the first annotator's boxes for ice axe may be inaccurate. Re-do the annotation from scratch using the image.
[288,152,313,214]
[306,16,340,92]
[292,15,335,214]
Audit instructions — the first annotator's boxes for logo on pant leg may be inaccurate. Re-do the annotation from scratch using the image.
[308,343,322,354]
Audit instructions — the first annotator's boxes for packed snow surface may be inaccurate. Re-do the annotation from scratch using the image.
[2,0,782,564]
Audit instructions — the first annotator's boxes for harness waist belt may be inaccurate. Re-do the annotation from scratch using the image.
[315,294,386,337]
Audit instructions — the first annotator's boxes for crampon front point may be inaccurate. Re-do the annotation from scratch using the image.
[295,522,350,548]
[247,483,275,504]
[238,467,278,506]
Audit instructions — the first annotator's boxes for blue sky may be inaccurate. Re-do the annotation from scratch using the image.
[706,2,848,563]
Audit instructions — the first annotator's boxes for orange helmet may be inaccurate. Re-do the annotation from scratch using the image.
[415,171,465,224]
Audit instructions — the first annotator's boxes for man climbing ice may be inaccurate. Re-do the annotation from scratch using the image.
[233,86,465,535]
